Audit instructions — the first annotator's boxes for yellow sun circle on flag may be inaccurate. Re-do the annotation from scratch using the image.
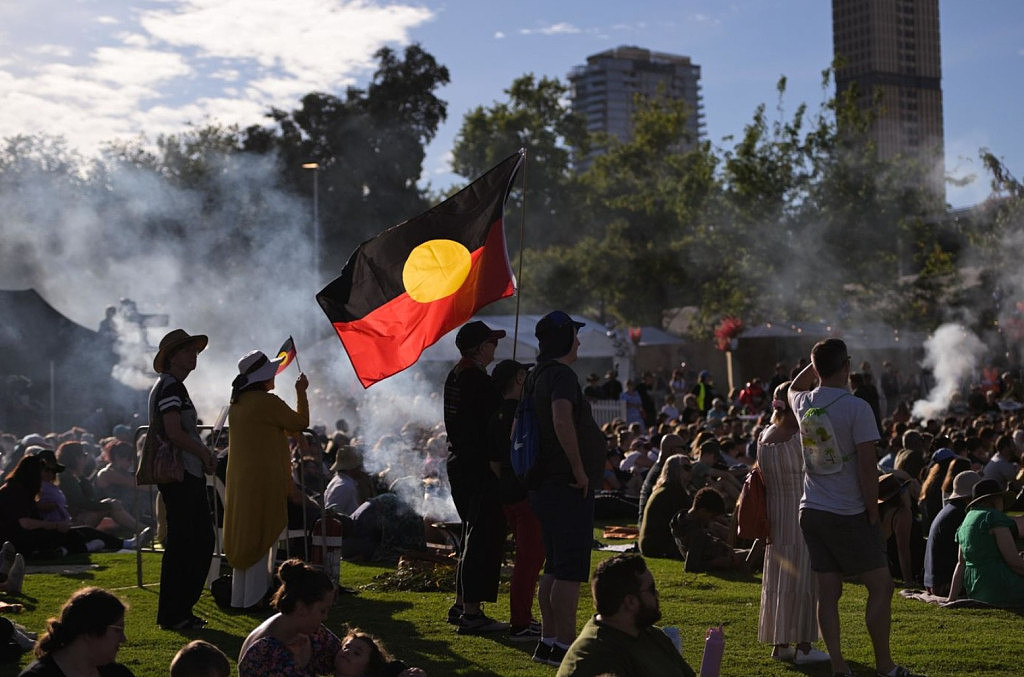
[403,239,472,303]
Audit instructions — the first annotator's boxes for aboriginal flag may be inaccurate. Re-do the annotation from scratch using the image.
[275,336,296,374]
[316,150,523,388]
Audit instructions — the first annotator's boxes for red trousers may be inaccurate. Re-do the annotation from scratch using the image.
[502,499,545,627]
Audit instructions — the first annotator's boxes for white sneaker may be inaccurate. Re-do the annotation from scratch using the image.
[6,554,25,594]
[794,647,830,664]
[772,646,796,661]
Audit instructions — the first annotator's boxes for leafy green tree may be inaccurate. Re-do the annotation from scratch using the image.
[451,75,589,249]
[533,96,721,326]
[245,44,450,274]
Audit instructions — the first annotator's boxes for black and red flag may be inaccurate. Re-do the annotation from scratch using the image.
[316,150,524,388]
[275,336,297,374]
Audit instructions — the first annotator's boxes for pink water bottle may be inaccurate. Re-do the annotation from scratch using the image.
[699,624,724,677]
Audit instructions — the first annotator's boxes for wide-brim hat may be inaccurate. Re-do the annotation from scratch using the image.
[330,445,361,472]
[235,350,284,389]
[877,473,910,504]
[153,329,208,373]
[27,446,65,473]
[948,470,982,501]
[967,478,1010,509]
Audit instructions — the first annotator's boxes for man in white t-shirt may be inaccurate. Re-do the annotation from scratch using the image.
[789,339,924,677]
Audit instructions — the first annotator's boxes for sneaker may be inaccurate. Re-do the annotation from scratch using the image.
[456,611,509,635]
[11,624,35,651]
[794,647,830,665]
[6,555,25,594]
[0,541,15,580]
[446,604,463,625]
[878,667,926,677]
[545,643,567,667]
[135,526,154,549]
[532,641,552,664]
[509,624,541,642]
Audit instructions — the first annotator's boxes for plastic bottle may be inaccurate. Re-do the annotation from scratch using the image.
[699,624,724,677]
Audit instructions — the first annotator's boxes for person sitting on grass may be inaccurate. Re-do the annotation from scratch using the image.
[170,640,230,677]
[19,587,134,677]
[333,628,426,677]
[923,471,981,597]
[55,442,143,536]
[239,559,427,677]
[556,553,695,677]
[0,455,143,560]
[670,487,747,573]
[638,456,695,559]
[948,479,1024,606]
[238,559,339,677]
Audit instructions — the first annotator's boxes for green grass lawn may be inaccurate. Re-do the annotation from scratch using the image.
[2,535,1022,677]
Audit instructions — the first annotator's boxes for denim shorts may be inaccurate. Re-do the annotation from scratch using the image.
[529,484,595,582]
[799,508,889,575]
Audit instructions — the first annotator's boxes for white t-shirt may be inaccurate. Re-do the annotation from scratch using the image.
[324,473,359,515]
[791,386,880,515]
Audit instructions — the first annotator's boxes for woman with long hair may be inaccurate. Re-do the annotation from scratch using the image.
[149,329,216,631]
[332,628,426,677]
[224,349,309,609]
[756,382,828,665]
[0,454,138,558]
[638,455,695,559]
[19,587,133,677]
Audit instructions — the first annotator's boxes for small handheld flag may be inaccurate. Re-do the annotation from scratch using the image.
[317,150,524,388]
[275,336,298,374]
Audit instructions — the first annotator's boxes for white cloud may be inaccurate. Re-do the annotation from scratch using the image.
[27,44,72,57]
[0,0,435,155]
[494,31,505,39]
[520,22,582,36]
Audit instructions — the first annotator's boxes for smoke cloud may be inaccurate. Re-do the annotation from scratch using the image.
[911,323,986,419]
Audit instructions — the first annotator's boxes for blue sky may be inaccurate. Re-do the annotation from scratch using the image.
[1,0,1020,208]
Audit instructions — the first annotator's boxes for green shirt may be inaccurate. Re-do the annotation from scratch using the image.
[556,615,696,677]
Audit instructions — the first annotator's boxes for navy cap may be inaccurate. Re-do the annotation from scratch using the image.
[535,311,585,338]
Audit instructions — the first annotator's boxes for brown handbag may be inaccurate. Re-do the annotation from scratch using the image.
[135,430,184,485]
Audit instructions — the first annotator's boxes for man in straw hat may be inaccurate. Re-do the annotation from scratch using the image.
[150,328,216,630]
[325,445,363,516]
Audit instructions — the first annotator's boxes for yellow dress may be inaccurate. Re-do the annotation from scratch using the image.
[224,389,309,570]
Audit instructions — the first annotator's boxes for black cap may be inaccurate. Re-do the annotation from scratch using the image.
[491,359,533,392]
[455,321,506,353]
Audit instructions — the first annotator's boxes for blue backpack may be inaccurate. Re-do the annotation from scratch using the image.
[510,363,552,479]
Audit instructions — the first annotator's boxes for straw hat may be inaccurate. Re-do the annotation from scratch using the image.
[153,329,208,374]
[947,470,982,501]
[330,445,362,473]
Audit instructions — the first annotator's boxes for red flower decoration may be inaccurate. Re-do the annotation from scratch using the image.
[714,316,744,351]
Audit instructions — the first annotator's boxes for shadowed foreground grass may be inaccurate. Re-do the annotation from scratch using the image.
[2,537,1022,677]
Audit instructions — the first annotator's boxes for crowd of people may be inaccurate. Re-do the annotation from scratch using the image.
[3,320,1024,675]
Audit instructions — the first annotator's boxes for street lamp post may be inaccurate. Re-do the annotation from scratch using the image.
[302,162,320,286]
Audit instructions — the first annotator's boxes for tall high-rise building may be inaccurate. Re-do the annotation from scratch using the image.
[832,0,944,198]
[568,46,704,161]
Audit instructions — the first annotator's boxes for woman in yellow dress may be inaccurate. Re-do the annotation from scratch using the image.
[224,349,309,608]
